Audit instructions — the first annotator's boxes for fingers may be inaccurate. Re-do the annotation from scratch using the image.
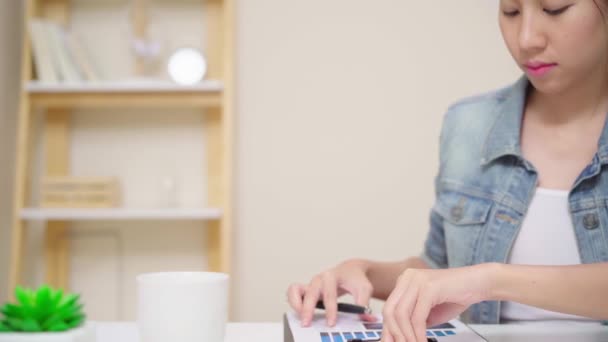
[301,276,323,326]
[360,313,378,322]
[426,302,463,329]
[353,281,373,308]
[382,271,428,342]
[322,272,339,326]
[412,290,433,342]
[287,283,307,313]
[382,278,408,342]
[353,281,376,322]
[381,325,395,342]
[394,285,418,342]
[289,261,376,328]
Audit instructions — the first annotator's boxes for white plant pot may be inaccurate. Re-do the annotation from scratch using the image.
[0,323,95,342]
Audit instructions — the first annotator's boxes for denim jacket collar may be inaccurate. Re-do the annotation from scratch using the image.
[480,75,608,167]
[480,76,528,166]
[598,119,608,165]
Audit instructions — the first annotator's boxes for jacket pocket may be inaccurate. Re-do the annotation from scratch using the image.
[433,190,493,267]
[434,190,493,225]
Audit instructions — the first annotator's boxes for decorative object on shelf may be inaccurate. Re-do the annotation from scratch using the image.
[0,285,95,342]
[129,0,162,77]
[159,176,178,208]
[167,47,208,85]
[41,177,120,208]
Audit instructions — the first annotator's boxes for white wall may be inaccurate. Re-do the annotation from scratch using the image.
[8,0,522,322]
[233,0,520,320]
[0,0,22,303]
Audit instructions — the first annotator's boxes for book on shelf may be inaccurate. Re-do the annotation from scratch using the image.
[28,19,101,84]
[65,32,100,82]
[29,20,58,83]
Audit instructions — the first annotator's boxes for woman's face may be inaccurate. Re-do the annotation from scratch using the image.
[499,0,608,95]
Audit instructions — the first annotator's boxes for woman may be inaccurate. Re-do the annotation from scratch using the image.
[287,1,608,341]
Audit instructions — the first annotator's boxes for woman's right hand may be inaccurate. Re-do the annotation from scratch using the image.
[286,259,377,327]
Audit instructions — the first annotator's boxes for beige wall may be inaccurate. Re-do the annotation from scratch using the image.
[0,0,21,303]
[1,0,522,321]
[232,0,520,320]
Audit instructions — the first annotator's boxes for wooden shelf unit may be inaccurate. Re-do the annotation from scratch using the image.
[27,80,224,108]
[8,0,234,294]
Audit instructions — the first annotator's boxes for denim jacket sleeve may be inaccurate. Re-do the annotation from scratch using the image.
[419,106,452,270]
[420,205,449,269]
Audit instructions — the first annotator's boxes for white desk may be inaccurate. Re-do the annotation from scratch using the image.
[96,322,281,342]
[96,321,608,342]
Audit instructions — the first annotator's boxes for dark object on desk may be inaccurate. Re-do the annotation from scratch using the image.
[315,300,372,315]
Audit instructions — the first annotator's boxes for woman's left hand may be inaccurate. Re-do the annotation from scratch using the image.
[381,263,495,342]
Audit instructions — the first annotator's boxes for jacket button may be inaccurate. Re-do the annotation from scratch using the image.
[450,206,464,222]
[583,213,599,230]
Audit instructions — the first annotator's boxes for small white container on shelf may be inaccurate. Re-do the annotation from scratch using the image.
[159,176,178,208]
[0,323,96,342]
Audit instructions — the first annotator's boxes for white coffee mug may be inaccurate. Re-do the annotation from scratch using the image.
[137,272,229,342]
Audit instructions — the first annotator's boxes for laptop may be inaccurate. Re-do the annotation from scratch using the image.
[478,321,608,342]
[284,312,487,342]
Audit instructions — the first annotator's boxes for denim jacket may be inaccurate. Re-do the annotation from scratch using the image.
[420,75,608,324]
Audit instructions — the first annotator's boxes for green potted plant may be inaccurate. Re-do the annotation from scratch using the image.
[0,285,95,342]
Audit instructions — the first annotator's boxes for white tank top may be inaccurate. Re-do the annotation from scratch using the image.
[500,187,594,322]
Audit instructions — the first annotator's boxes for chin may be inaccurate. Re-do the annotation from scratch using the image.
[527,77,570,96]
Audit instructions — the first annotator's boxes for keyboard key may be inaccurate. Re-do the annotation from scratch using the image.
[331,332,344,342]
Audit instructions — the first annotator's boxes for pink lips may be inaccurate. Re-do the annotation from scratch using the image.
[524,62,557,77]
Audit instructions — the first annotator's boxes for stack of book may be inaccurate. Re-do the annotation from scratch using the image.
[29,19,101,83]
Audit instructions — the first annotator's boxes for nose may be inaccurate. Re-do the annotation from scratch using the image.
[518,13,547,54]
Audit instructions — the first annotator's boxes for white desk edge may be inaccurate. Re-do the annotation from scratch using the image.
[94,321,608,342]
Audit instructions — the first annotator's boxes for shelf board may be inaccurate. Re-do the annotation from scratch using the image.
[26,80,223,109]
[26,80,224,93]
[20,207,222,221]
